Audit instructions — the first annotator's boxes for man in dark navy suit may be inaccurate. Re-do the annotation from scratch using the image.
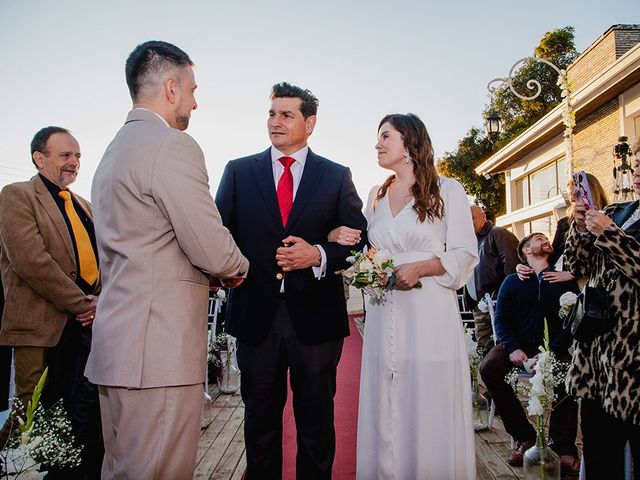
[216,82,367,479]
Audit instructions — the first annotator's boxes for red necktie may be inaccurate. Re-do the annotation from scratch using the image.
[277,156,295,226]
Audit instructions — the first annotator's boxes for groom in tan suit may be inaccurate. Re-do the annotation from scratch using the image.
[86,41,249,479]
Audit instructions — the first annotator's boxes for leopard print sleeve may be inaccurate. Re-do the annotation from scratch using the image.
[595,226,640,287]
[563,220,595,279]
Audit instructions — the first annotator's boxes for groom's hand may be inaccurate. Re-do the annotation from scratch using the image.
[276,236,321,272]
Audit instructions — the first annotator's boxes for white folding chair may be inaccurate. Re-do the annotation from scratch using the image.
[485,293,497,429]
[203,293,225,427]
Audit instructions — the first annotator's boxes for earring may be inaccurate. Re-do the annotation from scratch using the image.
[403,152,411,165]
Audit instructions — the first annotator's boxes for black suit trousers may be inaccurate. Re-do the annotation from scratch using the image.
[237,301,343,480]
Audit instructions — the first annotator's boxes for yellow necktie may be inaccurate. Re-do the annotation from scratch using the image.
[58,191,99,285]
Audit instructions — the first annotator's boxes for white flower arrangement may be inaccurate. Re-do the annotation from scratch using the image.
[477,298,489,313]
[1,368,82,477]
[207,330,227,365]
[505,319,570,459]
[465,327,482,383]
[215,289,226,302]
[557,71,575,139]
[207,289,227,365]
[558,291,578,319]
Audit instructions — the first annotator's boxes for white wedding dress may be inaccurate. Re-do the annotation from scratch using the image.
[356,177,478,480]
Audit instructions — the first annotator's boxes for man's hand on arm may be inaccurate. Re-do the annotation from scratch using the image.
[276,236,321,272]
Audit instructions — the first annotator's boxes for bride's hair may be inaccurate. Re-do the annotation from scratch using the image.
[374,113,444,222]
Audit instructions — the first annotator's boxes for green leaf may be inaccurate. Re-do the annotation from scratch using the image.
[22,367,48,435]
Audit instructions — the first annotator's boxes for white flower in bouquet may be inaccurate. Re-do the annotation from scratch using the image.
[371,249,391,268]
[216,289,227,302]
[558,291,578,319]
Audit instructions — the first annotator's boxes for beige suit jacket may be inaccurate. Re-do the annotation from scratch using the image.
[85,109,248,388]
[0,175,94,347]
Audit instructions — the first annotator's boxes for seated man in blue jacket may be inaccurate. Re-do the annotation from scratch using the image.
[479,232,580,472]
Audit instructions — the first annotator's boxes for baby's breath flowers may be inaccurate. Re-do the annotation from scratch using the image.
[1,368,82,477]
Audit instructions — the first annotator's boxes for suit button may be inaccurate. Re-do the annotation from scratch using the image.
[70,271,76,277]
[276,273,283,280]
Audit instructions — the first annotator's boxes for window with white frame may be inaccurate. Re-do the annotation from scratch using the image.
[522,215,557,240]
[514,158,569,210]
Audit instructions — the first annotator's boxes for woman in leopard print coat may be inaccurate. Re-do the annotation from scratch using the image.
[564,143,640,478]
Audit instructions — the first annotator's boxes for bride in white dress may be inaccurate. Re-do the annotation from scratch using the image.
[333,114,478,479]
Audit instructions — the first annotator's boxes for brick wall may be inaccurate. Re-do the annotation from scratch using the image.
[568,25,640,91]
[572,97,619,197]
[615,28,640,58]
[569,30,617,91]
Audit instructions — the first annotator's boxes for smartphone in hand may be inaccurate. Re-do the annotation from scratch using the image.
[573,171,595,210]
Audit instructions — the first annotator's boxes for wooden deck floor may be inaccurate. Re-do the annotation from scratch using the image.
[196,389,246,480]
[196,291,580,479]
[196,382,581,480]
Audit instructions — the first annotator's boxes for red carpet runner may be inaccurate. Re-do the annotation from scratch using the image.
[282,314,363,479]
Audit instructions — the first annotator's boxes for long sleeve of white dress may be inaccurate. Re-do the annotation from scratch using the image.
[433,177,478,290]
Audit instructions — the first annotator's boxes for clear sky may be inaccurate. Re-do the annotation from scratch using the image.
[0,0,636,201]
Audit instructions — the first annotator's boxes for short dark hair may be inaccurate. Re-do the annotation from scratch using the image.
[125,41,193,100]
[270,82,319,119]
[517,232,546,263]
[30,126,70,168]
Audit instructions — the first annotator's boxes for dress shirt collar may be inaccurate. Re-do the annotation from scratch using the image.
[270,146,308,167]
[132,107,171,127]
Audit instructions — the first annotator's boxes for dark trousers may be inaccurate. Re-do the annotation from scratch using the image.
[581,398,640,479]
[237,301,343,480]
[43,319,103,480]
[480,344,578,456]
[0,346,11,412]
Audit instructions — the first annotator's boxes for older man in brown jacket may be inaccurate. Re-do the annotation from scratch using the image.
[86,41,249,479]
[0,126,102,477]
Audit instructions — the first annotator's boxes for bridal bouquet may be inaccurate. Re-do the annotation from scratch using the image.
[342,246,421,302]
